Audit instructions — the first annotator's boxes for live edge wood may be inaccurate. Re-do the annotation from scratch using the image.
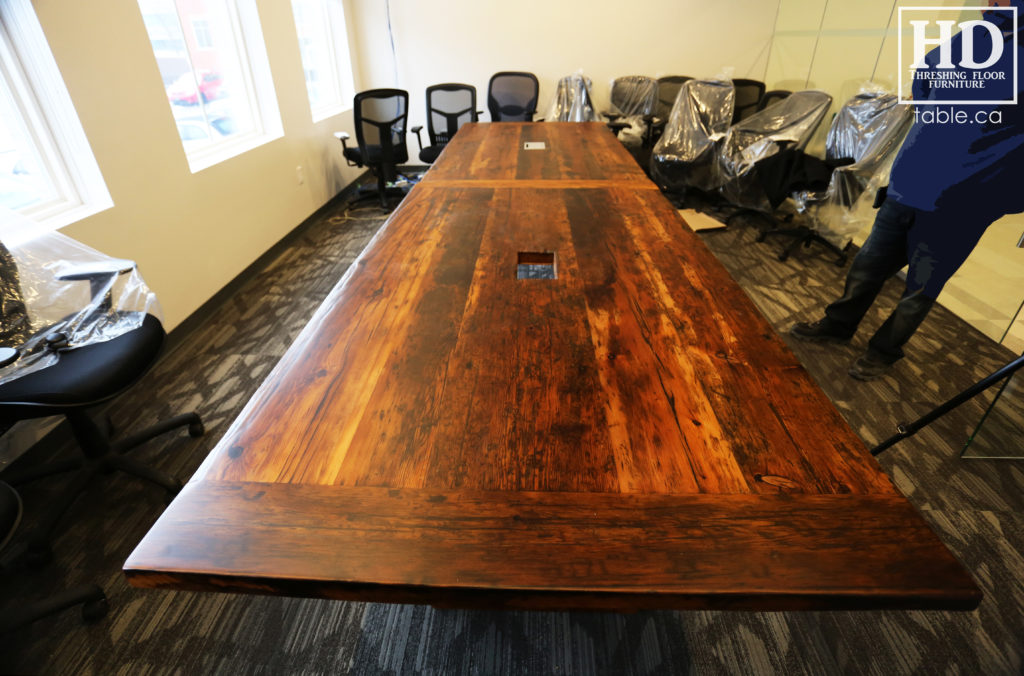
[125,123,980,611]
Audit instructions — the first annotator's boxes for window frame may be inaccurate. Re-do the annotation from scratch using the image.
[141,0,283,174]
[0,0,112,232]
[291,0,355,122]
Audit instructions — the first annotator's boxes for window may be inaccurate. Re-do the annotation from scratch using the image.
[290,0,355,122]
[139,0,283,173]
[0,0,112,232]
[191,19,214,49]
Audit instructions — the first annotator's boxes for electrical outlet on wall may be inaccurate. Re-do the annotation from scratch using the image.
[296,166,304,185]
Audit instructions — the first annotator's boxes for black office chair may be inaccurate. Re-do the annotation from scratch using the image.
[602,75,658,147]
[336,88,410,209]
[0,480,108,633]
[649,75,692,144]
[411,83,479,164]
[650,79,735,197]
[0,239,203,566]
[759,90,913,264]
[732,78,767,123]
[544,73,597,122]
[487,71,539,121]
[757,89,792,112]
[717,89,834,213]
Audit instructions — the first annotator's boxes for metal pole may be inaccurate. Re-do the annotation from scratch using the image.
[872,354,1024,456]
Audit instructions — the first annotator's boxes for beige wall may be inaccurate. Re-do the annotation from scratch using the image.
[346,0,780,134]
[31,0,365,331]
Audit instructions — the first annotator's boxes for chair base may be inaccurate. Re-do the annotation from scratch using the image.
[756,223,850,266]
[0,584,108,635]
[2,410,203,563]
[347,167,418,211]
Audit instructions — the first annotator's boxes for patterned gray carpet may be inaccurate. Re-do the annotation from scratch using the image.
[1,194,1022,675]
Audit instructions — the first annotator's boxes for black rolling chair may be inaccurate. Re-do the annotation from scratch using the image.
[759,90,913,265]
[0,480,108,634]
[757,89,792,112]
[336,88,410,209]
[602,75,658,145]
[544,73,597,122]
[411,83,479,164]
[716,89,834,214]
[487,71,539,121]
[0,240,203,566]
[732,78,767,123]
[650,79,735,198]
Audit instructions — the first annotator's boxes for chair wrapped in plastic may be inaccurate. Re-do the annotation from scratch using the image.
[0,220,159,388]
[792,89,913,249]
[602,75,658,147]
[544,73,596,122]
[1,208,202,570]
[649,79,735,195]
[716,89,833,213]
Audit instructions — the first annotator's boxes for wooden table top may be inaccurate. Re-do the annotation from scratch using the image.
[125,123,980,611]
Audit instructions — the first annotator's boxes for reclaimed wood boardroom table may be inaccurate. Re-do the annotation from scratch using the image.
[125,122,980,611]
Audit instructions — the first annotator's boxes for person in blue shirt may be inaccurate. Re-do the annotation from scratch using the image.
[791,0,1024,380]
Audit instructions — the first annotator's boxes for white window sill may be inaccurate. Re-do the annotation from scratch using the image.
[186,129,284,174]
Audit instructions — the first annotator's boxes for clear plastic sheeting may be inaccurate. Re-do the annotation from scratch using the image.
[717,89,833,212]
[794,88,913,247]
[0,208,161,387]
[650,79,735,193]
[606,75,657,147]
[545,73,597,122]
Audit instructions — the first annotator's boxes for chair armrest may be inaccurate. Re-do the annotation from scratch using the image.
[607,121,630,134]
[55,260,136,311]
[334,131,360,167]
[411,125,424,151]
[602,111,622,122]
[0,346,18,368]
[55,260,135,283]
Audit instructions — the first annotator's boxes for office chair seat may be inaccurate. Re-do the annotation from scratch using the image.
[0,314,163,413]
[419,145,444,164]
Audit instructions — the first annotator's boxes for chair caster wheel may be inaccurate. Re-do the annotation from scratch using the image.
[755,232,767,243]
[82,595,109,624]
[777,252,790,262]
[188,421,205,438]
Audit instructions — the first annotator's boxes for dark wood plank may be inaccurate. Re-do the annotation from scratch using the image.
[124,482,981,611]
[422,122,650,183]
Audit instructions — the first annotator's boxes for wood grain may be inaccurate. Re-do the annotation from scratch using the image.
[125,482,980,611]
[126,122,979,611]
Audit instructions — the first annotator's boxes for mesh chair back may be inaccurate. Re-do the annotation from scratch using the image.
[609,76,658,117]
[758,90,792,112]
[487,72,539,121]
[353,89,409,179]
[732,78,767,123]
[427,84,477,146]
[655,76,692,121]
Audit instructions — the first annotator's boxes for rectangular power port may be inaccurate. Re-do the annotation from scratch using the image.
[523,142,546,150]
[517,251,556,279]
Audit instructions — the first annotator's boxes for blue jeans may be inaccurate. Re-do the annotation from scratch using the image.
[821,199,994,363]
